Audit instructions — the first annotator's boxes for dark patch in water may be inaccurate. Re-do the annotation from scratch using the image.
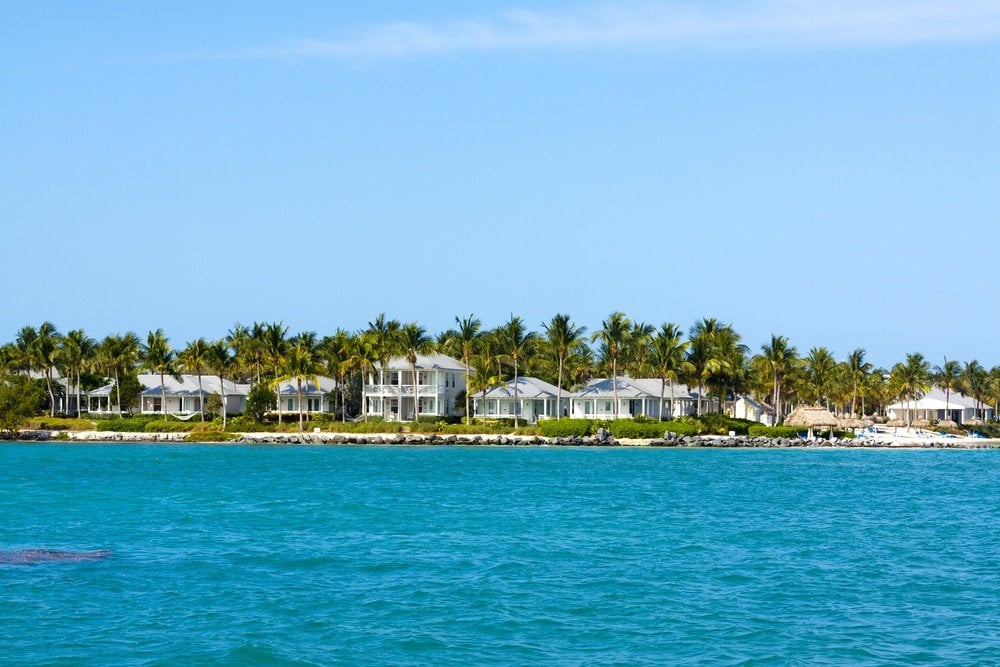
[0,549,111,565]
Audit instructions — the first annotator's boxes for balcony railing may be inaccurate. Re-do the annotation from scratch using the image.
[364,384,443,397]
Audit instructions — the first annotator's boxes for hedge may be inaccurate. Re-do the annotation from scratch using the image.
[539,419,594,438]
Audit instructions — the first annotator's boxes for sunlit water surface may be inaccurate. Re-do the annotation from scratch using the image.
[2,444,999,664]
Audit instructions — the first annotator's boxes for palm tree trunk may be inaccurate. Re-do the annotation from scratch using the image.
[612,356,619,419]
[659,378,665,422]
[513,357,520,428]
[297,378,304,432]
[464,353,471,424]
[669,380,675,419]
[46,369,56,417]
[160,371,167,419]
[197,373,205,421]
[114,368,123,416]
[76,368,83,419]
[219,373,227,429]
[557,355,564,420]
[412,363,419,422]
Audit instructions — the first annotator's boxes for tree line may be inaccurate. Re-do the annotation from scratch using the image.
[2,313,997,430]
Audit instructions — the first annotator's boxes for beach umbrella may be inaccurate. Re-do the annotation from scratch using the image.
[938,419,959,430]
[886,419,906,427]
[784,405,839,440]
[911,417,931,428]
[964,417,983,426]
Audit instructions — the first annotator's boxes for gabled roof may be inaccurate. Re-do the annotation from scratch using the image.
[886,386,981,411]
[378,353,467,372]
[574,377,703,400]
[274,376,337,395]
[480,376,568,400]
[121,374,250,397]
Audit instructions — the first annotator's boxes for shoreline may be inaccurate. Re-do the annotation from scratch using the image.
[8,430,1000,449]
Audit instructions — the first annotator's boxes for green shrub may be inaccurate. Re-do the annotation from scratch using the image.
[660,419,702,436]
[539,419,594,438]
[143,420,197,433]
[748,425,801,438]
[609,420,673,439]
[96,416,158,432]
[25,417,96,431]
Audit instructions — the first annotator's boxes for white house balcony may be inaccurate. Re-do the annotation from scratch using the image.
[364,384,443,397]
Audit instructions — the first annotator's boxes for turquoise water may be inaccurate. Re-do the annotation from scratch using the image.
[2,445,999,664]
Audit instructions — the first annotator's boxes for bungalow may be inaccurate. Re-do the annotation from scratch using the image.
[732,396,775,425]
[364,352,468,421]
[569,377,711,420]
[472,377,571,423]
[89,374,250,416]
[886,386,993,424]
[274,376,338,415]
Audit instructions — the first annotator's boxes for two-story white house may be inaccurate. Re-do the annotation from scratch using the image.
[364,353,468,421]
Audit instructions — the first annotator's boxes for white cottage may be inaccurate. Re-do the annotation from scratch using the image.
[886,386,993,424]
[472,377,571,423]
[274,376,338,416]
[570,378,710,420]
[364,353,468,421]
[732,396,775,425]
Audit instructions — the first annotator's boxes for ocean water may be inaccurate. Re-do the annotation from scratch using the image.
[2,444,999,665]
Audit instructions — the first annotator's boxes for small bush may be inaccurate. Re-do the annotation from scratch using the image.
[610,419,676,439]
[143,420,197,433]
[25,417,96,431]
[661,419,702,436]
[96,416,158,432]
[748,425,801,438]
[539,419,594,438]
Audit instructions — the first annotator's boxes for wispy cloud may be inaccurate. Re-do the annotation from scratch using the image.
[254,0,1000,60]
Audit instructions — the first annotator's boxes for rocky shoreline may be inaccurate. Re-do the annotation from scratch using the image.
[7,430,998,449]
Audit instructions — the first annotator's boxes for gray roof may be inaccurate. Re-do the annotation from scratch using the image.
[274,376,337,395]
[134,374,249,397]
[481,376,568,400]
[378,353,468,372]
[574,377,703,400]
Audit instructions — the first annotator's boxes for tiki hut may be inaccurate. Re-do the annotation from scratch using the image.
[784,406,839,440]
[838,417,871,433]
[938,419,959,430]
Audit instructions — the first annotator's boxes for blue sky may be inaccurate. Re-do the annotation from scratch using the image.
[3,1,999,368]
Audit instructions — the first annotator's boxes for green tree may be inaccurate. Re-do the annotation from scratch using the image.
[178,338,210,421]
[264,322,290,423]
[142,329,181,418]
[245,381,276,423]
[845,348,872,417]
[31,322,62,417]
[400,322,435,422]
[592,312,631,419]
[687,318,727,416]
[500,315,538,427]
[0,375,45,435]
[761,334,797,421]
[205,339,232,429]
[275,337,323,431]
[448,314,481,422]
[365,314,402,420]
[542,313,586,420]
[804,347,837,406]
[59,329,96,419]
[933,357,962,421]
[649,323,692,421]
[98,332,142,416]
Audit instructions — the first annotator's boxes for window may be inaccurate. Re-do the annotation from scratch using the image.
[287,399,294,411]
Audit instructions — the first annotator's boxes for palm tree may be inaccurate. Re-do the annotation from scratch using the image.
[467,354,502,418]
[542,313,586,420]
[761,335,796,421]
[98,332,142,416]
[708,325,748,416]
[275,339,323,431]
[591,312,631,419]
[14,326,39,376]
[178,338,210,421]
[450,314,481,422]
[687,318,726,416]
[264,322,289,423]
[320,330,352,421]
[625,321,655,378]
[934,357,962,422]
[500,315,537,427]
[399,322,435,422]
[204,339,232,429]
[366,314,402,420]
[59,329,96,419]
[804,347,837,407]
[226,323,251,383]
[845,348,872,418]
[892,353,931,426]
[31,322,62,416]
[142,329,180,418]
[962,360,988,421]
[649,323,692,421]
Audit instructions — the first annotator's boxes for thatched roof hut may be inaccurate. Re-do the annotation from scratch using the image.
[784,406,839,439]
[838,417,871,430]
[938,419,959,430]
